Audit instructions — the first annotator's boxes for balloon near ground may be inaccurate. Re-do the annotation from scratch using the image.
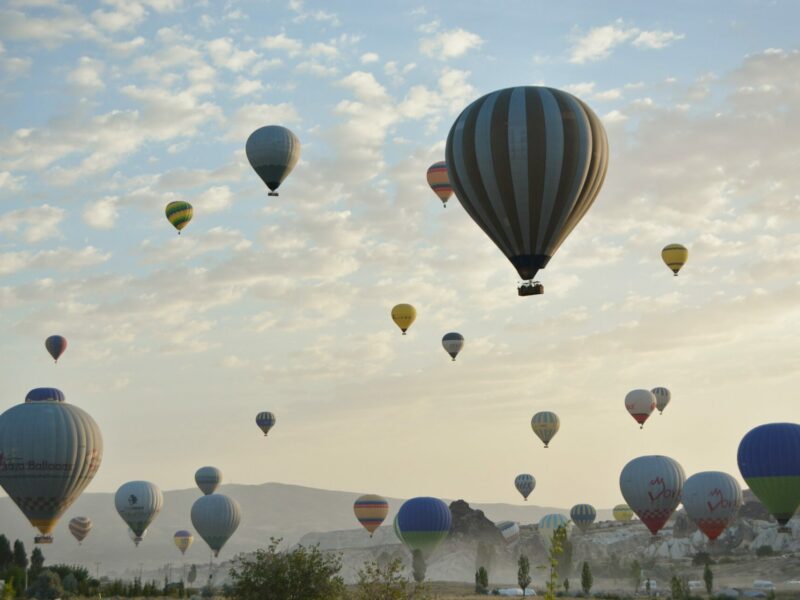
[0,388,103,544]
[195,466,222,495]
[445,86,608,296]
[426,161,452,207]
[256,412,276,436]
[662,243,688,276]
[441,332,464,361]
[165,201,193,234]
[496,521,520,548]
[68,517,92,544]
[737,422,800,530]
[619,455,685,535]
[570,504,597,533]
[537,513,571,551]
[353,494,389,537]
[114,480,164,546]
[395,497,452,559]
[391,304,416,335]
[191,493,242,557]
[612,504,634,522]
[682,471,742,541]
[625,389,656,429]
[173,530,194,555]
[245,125,301,196]
[531,411,560,448]
[514,474,536,501]
[45,335,67,362]
[651,387,671,415]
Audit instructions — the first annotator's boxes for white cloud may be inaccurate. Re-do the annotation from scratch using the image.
[226,102,301,141]
[67,56,105,92]
[360,52,379,65]
[207,37,260,72]
[91,0,147,32]
[569,22,637,64]
[193,185,234,213]
[0,204,65,242]
[0,246,110,275]
[261,33,303,56]
[83,197,119,229]
[420,27,483,59]
[633,30,685,49]
[233,77,264,97]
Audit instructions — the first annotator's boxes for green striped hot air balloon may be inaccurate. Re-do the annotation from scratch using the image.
[165,201,193,234]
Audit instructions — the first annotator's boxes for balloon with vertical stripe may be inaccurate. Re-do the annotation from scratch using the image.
[426,161,453,206]
[45,335,67,362]
[531,411,560,448]
[68,517,92,544]
[496,521,520,548]
[570,504,597,533]
[445,86,608,290]
[619,455,685,535]
[256,412,276,436]
[514,474,536,501]
[612,504,634,522]
[246,126,301,196]
[191,493,241,557]
[537,513,572,552]
[651,387,671,415]
[354,494,389,536]
[195,466,222,496]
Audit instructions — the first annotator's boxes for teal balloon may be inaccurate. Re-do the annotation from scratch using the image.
[191,493,241,557]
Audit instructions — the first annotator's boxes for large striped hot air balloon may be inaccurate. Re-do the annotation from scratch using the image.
[195,466,222,496]
[391,304,416,335]
[426,161,452,207]
[625,389,656,429]
[613,504,634,522]
[737,423,800,531]
[619,455,685,535]
[174,530,194,555]
[0,388,103,544]
[165,201,193,234]
[441,332,464,361]
[445,86,608,296]
[45,335,67,363]
[395,497,452,559]
[256,412,276,436]
[531,412,560,448]
[191,494,241,557]
[246,126,301,196]
[538,514,571,552]
[115,481,163,546]
[662,244,688,276]
[514,474,536,501]
[496,521,520,548]
[682,471,742,541]
[354,494,389,537]
[570,504,597,533]
[651,387,671,415]
[68,517,92,544]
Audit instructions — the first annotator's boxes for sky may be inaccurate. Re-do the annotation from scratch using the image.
[0,0,799,511]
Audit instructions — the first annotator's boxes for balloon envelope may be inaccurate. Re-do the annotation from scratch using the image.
[619,455,685,535]
[442,332,464,361]
[514,474,536,501]
[114,481,163,541]
[682,471,742,541]
[496,521,520,548]
[391,304,416,334]
[426,161,452,205]
[737,423,800,527]
[538,514,571,551]
[625,389,656,429]
[662,244,688,275]
[256,412,276,436]
[612,504,634,522]
[570,504,597,533]
[174,530,194,555]
[531,412,560,447]
[195,466,222,495]
[45,335,67,362]
[191,494,241,557]
[0,388,103,538]
[395,497,452,559]
[165,201,193,233]
[354,494,389,536]
[651,387,671,415]
[245,126,301,195]
[69,517,92,544]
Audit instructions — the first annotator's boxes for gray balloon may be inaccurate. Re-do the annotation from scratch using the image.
[115,480,163,542]
[0,388,103,539]
[245,125,301,196]
[191,494,241,557]
[195,466,222,495]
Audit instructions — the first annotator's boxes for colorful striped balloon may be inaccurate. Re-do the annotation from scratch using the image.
[165,201,193,234]
[354,494,389,536]
[538,513,571,551]
[514,474,536,501]
[612,504,634,522]
[256,412,276,436]
[426,161,452,207]
[45,335,67,363]
[570,504,597,533]
[531,411,560,448]
[173,530,194,555]
[68,517,92,544]
[395,497,452,559]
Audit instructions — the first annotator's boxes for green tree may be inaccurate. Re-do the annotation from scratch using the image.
[352,559,419,600]
[11,541,26,571]
[27,569,63,600]
[562,578,569,594]
[2,577,14,600]
[411,550,426,584]
[517,555,531,597]
[2,566,24,597]
[187,564,197,584]
[670,574,688,600]
[544,525,567,600]
[228,538,345,600]
[703,563,713,596]
[475,567,489,595]
[62,572,78,595]
[629,559,641,593]
[580,562,593,595]
[756,545,773,557]
[30,547,45,575]
[608,552,621,581]
[0,536,12,570]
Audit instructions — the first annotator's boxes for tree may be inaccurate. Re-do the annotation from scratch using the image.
[30,547,45,575]
[517,555,531,597]
[12,540,27,571]
[581,562,593,596]
[629,559,641,593]
[756,545,773,557]
[475,567,489,595]
[544,525,568,600]
[187,564,197,584]
[228,538,345,600]
[411,550,426,584]
[62,572,79,595]
[27,570,63,600]
[703,563,713,596]
[670,575,688,600]
[2,578,13,600]
[0,536,12,570]
[562,578,569,594]
[475,542,495,575]
[352,559,418,600]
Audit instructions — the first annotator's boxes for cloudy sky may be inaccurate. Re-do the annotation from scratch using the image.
[0,0,798,511]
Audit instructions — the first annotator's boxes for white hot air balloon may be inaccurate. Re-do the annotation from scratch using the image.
[496,521,521,548]
[195,466,222,496]
[625,389,656,429]
[115,481,163,546]
[191,494,241,557]
[619,455,685,536]
[682,471,742,541]
[651,387,671,415]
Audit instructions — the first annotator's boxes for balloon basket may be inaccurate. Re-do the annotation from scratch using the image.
[518,282,544,296]
[268,192,279,197]
[34,535,53,544]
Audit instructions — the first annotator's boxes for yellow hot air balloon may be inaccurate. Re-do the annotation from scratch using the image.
[165,201,193,234]
[354,494,389,537]
[391,304,416,335]
[531,411,560,448]
[613,504,634,522]
[662,244,688,276]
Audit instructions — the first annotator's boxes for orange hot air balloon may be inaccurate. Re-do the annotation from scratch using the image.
[426,161,452,207]
[354,494,389,536]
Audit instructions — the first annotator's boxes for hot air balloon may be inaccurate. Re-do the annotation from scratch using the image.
[45,335,67,363]
[496,521,521,548]
[245,126,301,196]
[0,388,103,544]
[256,412,276,436]
[570,504,597,533]
[531,412,560,448]
[619,455,685,535]
[391,304,416,335]
[612,504,634,522]
[395,497,452,559]
[68,517,92,544]
[538,514,571,552]
[737,423,800,531]
[165,201,193,234]
[625,389,656,429]
[441,332,464,361]
[354,494,389,537]
[128,527,147,544]
[445,86,608,297]
[174,530,194,555]
[651,387,671,415]
[426,161,452,207]
[514,474,536,501]
[682,471,742,541]
[191,494,241,557]
[195,466,222,496]
[115,481,163,546]
[662,244,688,276]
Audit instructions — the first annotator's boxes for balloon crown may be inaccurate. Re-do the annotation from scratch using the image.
[25,388,65,403]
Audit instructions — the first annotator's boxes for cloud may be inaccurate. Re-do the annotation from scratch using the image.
[83,196,119,229]
[420,27,483,59]
[0,204,65,242]
[261,33,303,56]
[232,77,264,97]
[0,246,110,275]
[632,30,685,49]
[360,52,379,65]
[226,102,301,141]
[91,1,147,32]
[67,56,105,92]
[569,22,684,64]
[207,37,260,72]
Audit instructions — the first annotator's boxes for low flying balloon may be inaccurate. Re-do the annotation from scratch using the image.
[570,504,597,533]
[496,521,520,548]
[395,497,452,559]
[531,411,560,448]
[165,201,193,234]
[662,244,688,276]
[191,494,242,557]
[619,455,685,535]
[68,517,92,544]
[625,389,656,429]
[445,86,608,296]
[195,466,222,495]
[682,471,742,541]
[613,504,634,522]
[245,125,301,196]
[256,412,276,436]
[45,335,67,363]
[514,474,536,501]
[354,494,389,537]
[391,304,416,335]
[426,161,452,207]
[538,514,571,552]
[174,530,194,555]
[737,423,800,531]
[651,387,671,415]
[115,481,163,545]
[128,527,147,544]
[0,388,103,544]
[441,332,464,361]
